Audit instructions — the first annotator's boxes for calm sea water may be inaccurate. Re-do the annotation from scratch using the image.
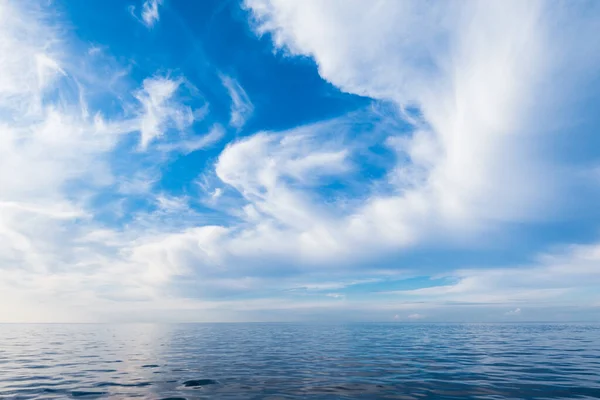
[0,323,599,399]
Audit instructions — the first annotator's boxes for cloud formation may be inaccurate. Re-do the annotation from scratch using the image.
[1,0,600,322]
[131,0,163,28]
[220,74,254,129]
[0,0,211,321]
[135,77,193,149]
[245,0,600,238]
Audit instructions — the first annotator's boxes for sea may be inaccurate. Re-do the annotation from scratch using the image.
[0,323,599,399]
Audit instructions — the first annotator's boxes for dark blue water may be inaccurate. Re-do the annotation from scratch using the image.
[1,323,599,399]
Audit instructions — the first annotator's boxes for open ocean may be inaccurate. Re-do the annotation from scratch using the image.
[0,323,599,399]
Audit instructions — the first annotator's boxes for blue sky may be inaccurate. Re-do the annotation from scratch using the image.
[2,0,600,322]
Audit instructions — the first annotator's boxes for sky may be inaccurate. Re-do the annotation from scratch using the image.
[1,0,600,323]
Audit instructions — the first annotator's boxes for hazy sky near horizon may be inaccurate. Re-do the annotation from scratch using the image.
[2,0,600,322]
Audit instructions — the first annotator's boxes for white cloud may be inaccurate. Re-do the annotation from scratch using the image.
[211,115,382,264]
[128,225,229,284]
[291,278,381,292]
[155,194,190,213]
[407,313,424,320]
[134,76,197,150]
[220,74,254,129]
[131,0,163,28]
[505,308,521,316]
[244,0,600,241]
[392,242,600,308]
[156,123,224,154]
[211,188,223,200]
[0,1,118,259]
[118,172,158,195]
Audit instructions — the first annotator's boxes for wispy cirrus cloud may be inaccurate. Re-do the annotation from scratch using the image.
[220,74,254,129]
[130,0,163,29]
[134,76,195,149]
[390,242,600,308]
[156,123,224,154]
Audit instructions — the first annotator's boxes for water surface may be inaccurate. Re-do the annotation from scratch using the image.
[1,323,599,399]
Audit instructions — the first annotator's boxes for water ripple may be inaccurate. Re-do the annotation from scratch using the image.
[0,323,599,399]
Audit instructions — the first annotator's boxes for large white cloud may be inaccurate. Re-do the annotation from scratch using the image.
[245,0,600,238]
[157,0,600,270]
